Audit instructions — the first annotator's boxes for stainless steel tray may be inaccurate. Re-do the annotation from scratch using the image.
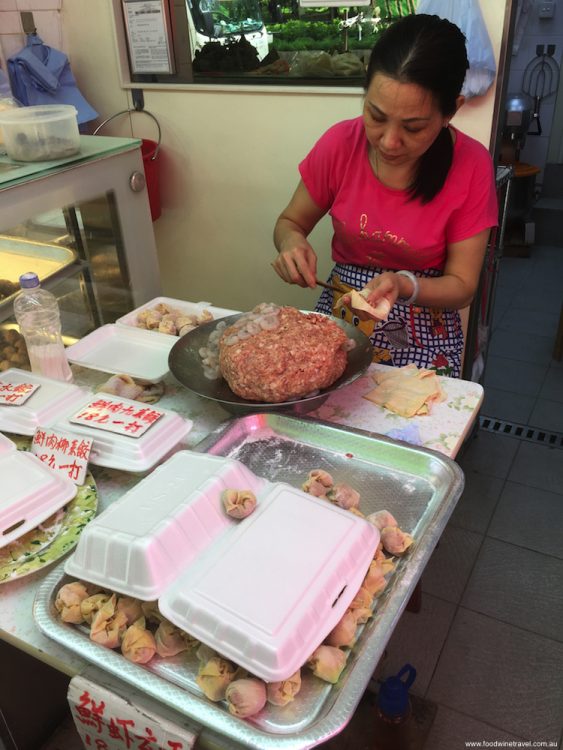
[34,414,464,749]
[0,235,77,314]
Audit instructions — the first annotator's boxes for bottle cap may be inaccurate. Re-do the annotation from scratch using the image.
[377,663,417,718]
[19,272,40,289]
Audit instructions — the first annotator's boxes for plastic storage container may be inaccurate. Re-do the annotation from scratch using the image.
[14,272,73,382]
[0,104,79,162]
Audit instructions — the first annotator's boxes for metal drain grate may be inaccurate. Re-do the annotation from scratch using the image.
[479,416,563,449]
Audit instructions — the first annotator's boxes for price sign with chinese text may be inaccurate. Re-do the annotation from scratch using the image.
[0,380,40,406]
[32,428,92,485]
[69,397,164,438]
[68,671,197,749]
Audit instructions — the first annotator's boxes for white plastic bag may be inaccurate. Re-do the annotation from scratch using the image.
[416,0,496,98]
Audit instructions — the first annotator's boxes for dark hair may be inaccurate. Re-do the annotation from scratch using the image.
[365,14,469,203]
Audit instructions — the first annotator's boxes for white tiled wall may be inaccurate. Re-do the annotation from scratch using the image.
[0,0,64,84]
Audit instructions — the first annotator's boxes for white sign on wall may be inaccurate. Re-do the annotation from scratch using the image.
[122,0,176,74]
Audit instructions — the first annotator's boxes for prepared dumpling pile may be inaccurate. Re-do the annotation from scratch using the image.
[363,363,446,417]
[218,304,351,402]
[134,302,214,337]
[54,583,198,665]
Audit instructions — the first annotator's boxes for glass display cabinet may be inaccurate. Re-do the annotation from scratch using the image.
[0,135,161,371]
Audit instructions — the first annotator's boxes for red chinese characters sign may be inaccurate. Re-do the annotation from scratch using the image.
[68,681,197,750]
[0,380,40,405]
[32,428,92,485]
[69,398,164,438]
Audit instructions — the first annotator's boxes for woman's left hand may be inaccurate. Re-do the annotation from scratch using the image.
[342,272,400,320]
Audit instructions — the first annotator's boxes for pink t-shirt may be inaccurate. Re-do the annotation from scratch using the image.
[299,117,498,271]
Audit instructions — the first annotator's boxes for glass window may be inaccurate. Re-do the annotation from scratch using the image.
[124,0,416,85]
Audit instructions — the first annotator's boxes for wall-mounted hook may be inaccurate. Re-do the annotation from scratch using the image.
[20,11,37,35]
[132,89,145,112]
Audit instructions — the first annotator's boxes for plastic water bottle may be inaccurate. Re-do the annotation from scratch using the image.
[13,272,73,382]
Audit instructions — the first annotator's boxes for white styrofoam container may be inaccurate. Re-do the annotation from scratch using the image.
[64,451,379,682]
[115,297,239,343]
[53,394,193,473]
[65,452,264,599]
[0,434,77,547]
[0,369,90,436]
[65,325,172,383]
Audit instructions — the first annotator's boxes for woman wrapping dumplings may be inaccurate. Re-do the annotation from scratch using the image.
[272,14,498,377]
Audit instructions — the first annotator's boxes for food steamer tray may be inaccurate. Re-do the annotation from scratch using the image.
[34,414,464,750]
[168,312,373,415]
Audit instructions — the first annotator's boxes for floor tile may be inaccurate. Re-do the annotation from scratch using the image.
[540,366,563,403]
[489,481,563,559]
[508,441,563,493]
[488,329,555,365]
[462,538,563,642]
[372,594,456,697]
[484,356,547,397]
[427,608,563,741]
[457,432,519,479]
[449,470,504,534]
[528,398,563,433]
[496,308,560,338]
[510,285,562,315]
[423,705,523,750]
[421,526,483,604]
[495,259,531,290]
[481,387,536,424]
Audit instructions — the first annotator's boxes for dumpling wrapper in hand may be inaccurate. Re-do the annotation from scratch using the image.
[90,594,128,650]
[121,617,157,664]
[225,678,267,718]
[324,609,358,648]
[307,645,348,684]
[196,656,237,701]
[336,289,391,321]
[55,581,90,624]
[266,670,302,706]
[222,489,257,519]
[381,526,414,556]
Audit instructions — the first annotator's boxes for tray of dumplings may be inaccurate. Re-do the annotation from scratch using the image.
[66,299,239,382]
[34,414,464,749]
[0,368,192,472]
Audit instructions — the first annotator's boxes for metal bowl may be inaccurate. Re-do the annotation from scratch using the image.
[168,312,373,416]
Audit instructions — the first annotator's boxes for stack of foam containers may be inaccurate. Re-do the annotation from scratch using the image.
[0,368,192,472]
[0,432,77,547]
[65,451,380,682]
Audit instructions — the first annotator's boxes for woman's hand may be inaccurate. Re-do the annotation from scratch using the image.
[272,241,318,288]
[341,272,402,320]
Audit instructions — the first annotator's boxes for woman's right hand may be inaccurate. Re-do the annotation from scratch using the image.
[272,241,318,289]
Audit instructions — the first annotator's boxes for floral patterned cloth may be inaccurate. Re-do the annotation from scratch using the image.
[315,263,463,377]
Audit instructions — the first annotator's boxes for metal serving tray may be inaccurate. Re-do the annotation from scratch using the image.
[0,235,77,315]
[34,414,464,750]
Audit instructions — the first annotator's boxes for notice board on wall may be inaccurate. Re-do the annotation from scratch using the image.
[122,0,176,74]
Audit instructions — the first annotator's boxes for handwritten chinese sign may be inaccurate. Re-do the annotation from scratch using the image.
[68,673,197,750]
[32,428,92,485]
[69,397,164,438]
[0,380,40,406]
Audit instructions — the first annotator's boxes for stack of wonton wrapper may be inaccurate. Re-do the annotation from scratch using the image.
[363,364,446,417]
